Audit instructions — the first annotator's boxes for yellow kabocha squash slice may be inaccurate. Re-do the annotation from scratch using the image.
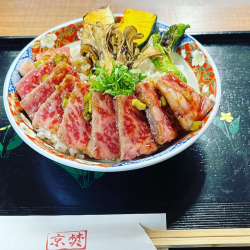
[83,4,116,28]
[119,9,157,48]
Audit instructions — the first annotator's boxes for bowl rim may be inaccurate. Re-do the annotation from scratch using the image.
[3,17,221,172]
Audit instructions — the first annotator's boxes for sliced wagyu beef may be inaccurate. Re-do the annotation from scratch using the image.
[156,73,215,131]
[20,61,77,120]
[35,46,70,61]
[15,61,56,99]
[117,95,158,161]
[16,50,71,99]
[18,59,35,77]
[135,82,181,145]
[57,81,91,151]
[32,75,77,132]
[86,92,120,160]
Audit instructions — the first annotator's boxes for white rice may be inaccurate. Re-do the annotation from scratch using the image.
[70,45,91,78]
[37,127,85,159]
[137,57,187,86]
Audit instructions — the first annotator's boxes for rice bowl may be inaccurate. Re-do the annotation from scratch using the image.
[3,15,221,172]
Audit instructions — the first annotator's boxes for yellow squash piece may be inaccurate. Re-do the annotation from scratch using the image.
[83,4,116,28]
[119,9,157,48]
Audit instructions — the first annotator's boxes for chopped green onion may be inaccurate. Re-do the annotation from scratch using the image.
[61,98,68,108]
[89,62,146,98]
[183,93,192,101]
[84,102,89,110]
[41,55,50,61]
[190,121,202,131]
[129,69,141,74]
[89,100,92,113]
[83,113,92,122]
[54,54,62,63]
[160,96,167,108]
[132,99,146,110]
[82,109,89,116]
[84,92,92,103]
[34,60,41,67]
[41,74,49,82]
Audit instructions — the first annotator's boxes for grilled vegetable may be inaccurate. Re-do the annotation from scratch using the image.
[83,4,116,28]
[159,23,190,64]
[160,23,190,50]
[80,22,145,72]
[119,9,157,49]
[132,46,162,69]
[145,33,187,82]
[80,21,162,74]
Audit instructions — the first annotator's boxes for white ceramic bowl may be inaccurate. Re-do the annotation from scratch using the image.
[3,17,221,172]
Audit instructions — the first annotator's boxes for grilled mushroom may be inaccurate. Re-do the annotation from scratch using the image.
[79,22,163,73]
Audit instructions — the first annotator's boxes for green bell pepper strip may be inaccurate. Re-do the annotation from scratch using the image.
[160,23,191,50]
[148,33,187,82]
[152,56,187,82]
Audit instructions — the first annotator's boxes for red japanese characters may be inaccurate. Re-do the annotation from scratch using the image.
[46,230,87,250]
